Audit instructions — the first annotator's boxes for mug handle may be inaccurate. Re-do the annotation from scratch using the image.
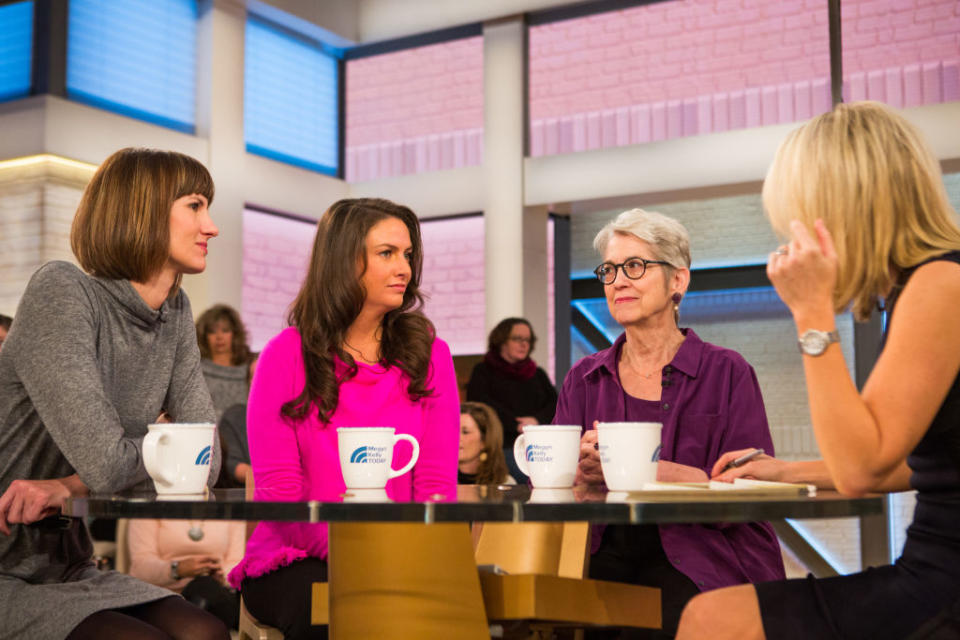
[513,434,530,477]
[388,434,420,479]
[142,431,175,487]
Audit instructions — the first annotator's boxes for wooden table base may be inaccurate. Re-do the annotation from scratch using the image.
[327,522,490,639]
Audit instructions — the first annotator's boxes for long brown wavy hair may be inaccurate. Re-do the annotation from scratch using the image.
[195,304,253,366]
[282,198,435,424]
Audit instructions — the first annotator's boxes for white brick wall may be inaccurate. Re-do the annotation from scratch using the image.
[0,161,86,317]
[570,192,777,276]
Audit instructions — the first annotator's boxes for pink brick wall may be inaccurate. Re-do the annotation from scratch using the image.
[344,0,958,175]
[529,0,832,122]
[528,0,959,154]
[419,216,487,354]
[841,0,960,106]
[345,37,483,181]
[242,209,314,351]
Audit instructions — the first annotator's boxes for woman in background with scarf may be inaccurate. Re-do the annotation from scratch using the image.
[466,317,557,482]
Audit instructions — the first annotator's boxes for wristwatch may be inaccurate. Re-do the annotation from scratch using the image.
[798,329,840,356]
[170,560,181,580]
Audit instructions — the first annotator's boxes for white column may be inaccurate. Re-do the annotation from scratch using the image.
[522,204,549,353]
[483,17,524,329]
[483,16,550,345]
[189,0,246,315]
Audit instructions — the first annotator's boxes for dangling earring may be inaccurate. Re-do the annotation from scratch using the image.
[672,293,682,324]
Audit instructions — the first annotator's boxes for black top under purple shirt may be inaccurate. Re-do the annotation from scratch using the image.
[555,328,786,591]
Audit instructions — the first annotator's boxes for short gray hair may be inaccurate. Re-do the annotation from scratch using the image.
[593,208,691,269]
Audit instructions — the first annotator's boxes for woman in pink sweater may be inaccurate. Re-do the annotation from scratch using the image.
[227,198,459,639]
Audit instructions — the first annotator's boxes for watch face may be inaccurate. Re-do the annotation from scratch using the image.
[806,334,827,353]
[800,330,835,355]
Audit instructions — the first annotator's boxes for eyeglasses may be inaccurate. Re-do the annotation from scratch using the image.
[508,336,532,344]
[593,257,670,285]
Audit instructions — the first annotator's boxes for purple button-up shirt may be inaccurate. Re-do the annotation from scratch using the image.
[555,329,786,591]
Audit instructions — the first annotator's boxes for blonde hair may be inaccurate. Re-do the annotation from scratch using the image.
[71,148,215,292]
[593,208,691,269]
[763,101,960,320]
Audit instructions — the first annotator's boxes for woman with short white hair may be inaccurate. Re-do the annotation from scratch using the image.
[556,208,784,638]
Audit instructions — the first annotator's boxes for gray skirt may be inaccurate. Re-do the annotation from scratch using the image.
[0,566,174,640]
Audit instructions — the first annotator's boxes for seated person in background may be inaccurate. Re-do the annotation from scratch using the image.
[215,356,257,489]
[0,313,11,351]
[467,317,557,481]
[0,148,226,639]
[217,402,252,488]
[557,208,784,639]
[228,198,459,640]
[196,304,254,421]
[678,102,960,640]
[128,519,245,631]
[459,401,516,485]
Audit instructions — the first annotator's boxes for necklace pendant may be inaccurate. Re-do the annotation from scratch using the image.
[188,525,204,542]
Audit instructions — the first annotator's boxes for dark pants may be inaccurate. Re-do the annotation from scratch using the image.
[181,575,240,630]
[242,557,329,640]
[586,525,700,640]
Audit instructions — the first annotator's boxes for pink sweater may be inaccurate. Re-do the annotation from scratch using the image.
[128,519,245,592]
[228,328,459,587]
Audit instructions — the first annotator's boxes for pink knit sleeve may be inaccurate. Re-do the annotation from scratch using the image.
[411,338,459,501]
[248,328,307,502]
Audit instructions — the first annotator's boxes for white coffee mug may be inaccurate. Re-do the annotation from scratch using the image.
[596,422,662,491]
[142,423,216,494]
[513,425,582,488]
[337,427,420,490]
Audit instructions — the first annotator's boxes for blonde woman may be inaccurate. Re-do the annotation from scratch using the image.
[678,102,960,639]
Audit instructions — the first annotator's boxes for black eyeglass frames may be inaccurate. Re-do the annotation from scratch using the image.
[593,257,670,285]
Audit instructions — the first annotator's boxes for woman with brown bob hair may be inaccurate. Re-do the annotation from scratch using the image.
[459,401,515,485]
[0,148,227,639]
[229,198,459,639]
[678,102,960,639]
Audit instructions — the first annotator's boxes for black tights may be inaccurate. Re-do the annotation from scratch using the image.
[66,595,229,640]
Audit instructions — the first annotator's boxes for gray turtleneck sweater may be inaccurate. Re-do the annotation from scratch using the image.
[0,261,219,639]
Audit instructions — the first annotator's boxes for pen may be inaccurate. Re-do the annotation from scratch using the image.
[723,448,764,471]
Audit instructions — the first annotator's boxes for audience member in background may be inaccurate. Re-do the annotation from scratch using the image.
[557,208,784,639]
[677,102,960,640]
[228,198,459,640]
[128,518,245,631]
[215,357,258,489]
[0,148,226,640]
[0,314,11,351]
[459,401,516,485]
[196,304,253,420]
[466,317,557,481]
[217,403,252,488]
